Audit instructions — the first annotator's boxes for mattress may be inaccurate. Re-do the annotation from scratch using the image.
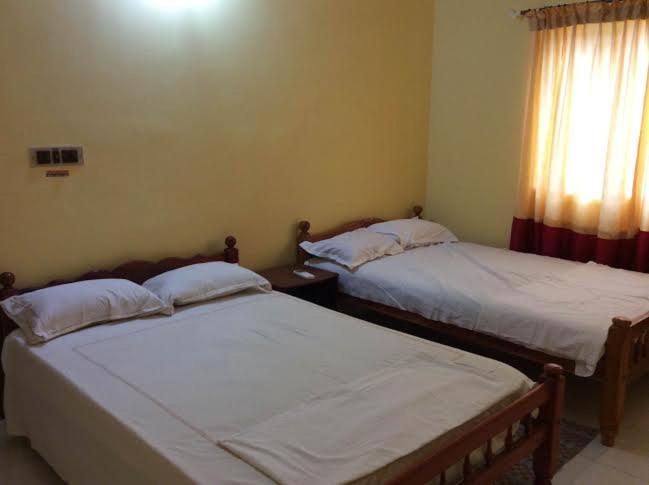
[3,290,531,485]
[308,242,649,377]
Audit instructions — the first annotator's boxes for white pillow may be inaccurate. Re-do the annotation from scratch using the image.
[143,262,271,307]
[368,218,458,249]
[0,279,171,345]
[299,228,403,269]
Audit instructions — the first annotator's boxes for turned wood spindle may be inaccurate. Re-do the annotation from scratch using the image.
[439,470,446,485]
[505,425,514,451]
[485,438,494,466]
[463,454,472,479]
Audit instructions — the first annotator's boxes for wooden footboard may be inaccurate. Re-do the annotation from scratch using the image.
[600,313,649,446]
[393,364,565,485]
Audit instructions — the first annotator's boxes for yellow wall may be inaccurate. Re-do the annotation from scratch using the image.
[425,0,578,248]
[0,0,434,286]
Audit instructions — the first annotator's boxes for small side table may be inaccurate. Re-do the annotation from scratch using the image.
[259,265,339,309]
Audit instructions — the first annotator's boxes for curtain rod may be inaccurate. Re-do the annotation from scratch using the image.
[518,0,615,18]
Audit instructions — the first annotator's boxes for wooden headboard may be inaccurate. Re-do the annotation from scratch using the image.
[296,206,423,265]
[0,235,239,417]
[0,235,238,298]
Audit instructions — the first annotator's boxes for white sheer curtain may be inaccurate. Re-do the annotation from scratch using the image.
[516,0,649,239]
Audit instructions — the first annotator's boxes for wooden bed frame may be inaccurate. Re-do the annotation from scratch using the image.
[0,234,565,484]
[393,363,564,485]
[297,206,649,448]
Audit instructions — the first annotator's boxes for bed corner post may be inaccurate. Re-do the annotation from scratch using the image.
[533,363,565,485]
[0,272,16,300]
[600,317,633,447]
[1,272,18,420]
[224,236,239,264]
[297,221,311,265]
[0,272,17,334]
[413,206,423,218]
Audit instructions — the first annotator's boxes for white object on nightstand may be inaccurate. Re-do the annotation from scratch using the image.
[293,269,315,280]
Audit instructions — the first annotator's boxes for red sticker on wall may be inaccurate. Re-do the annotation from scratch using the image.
[46,170,70,178]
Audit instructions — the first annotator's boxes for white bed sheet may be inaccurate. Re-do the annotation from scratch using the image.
[3,290,531,485]
[220,353,527,485]
[308,242,649,377]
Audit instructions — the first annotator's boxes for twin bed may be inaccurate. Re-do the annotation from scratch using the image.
[298,206,649,448]
[0,237,565,484]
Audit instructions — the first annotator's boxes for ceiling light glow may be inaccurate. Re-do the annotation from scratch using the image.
[146,0,216,11]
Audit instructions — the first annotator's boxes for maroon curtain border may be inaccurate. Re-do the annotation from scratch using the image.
[510,217,649,273]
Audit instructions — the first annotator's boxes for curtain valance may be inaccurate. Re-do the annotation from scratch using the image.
[522,0,648,30]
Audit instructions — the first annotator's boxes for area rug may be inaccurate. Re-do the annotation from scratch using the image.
[496,419,598,484]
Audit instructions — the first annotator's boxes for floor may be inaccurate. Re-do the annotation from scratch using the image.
[552,375,649,485]
[1,376,648,484]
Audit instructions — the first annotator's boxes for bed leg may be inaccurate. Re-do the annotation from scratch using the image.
[533,364,565,485]
[600,318,632,447]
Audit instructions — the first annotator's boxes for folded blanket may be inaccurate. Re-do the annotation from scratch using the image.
[220,353,530,485]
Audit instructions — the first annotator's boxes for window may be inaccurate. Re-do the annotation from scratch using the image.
[511,2,649,270]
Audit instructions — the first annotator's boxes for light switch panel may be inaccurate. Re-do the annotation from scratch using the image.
[30,146,84,166]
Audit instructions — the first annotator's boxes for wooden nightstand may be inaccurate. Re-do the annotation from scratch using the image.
[259,265,339,309]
